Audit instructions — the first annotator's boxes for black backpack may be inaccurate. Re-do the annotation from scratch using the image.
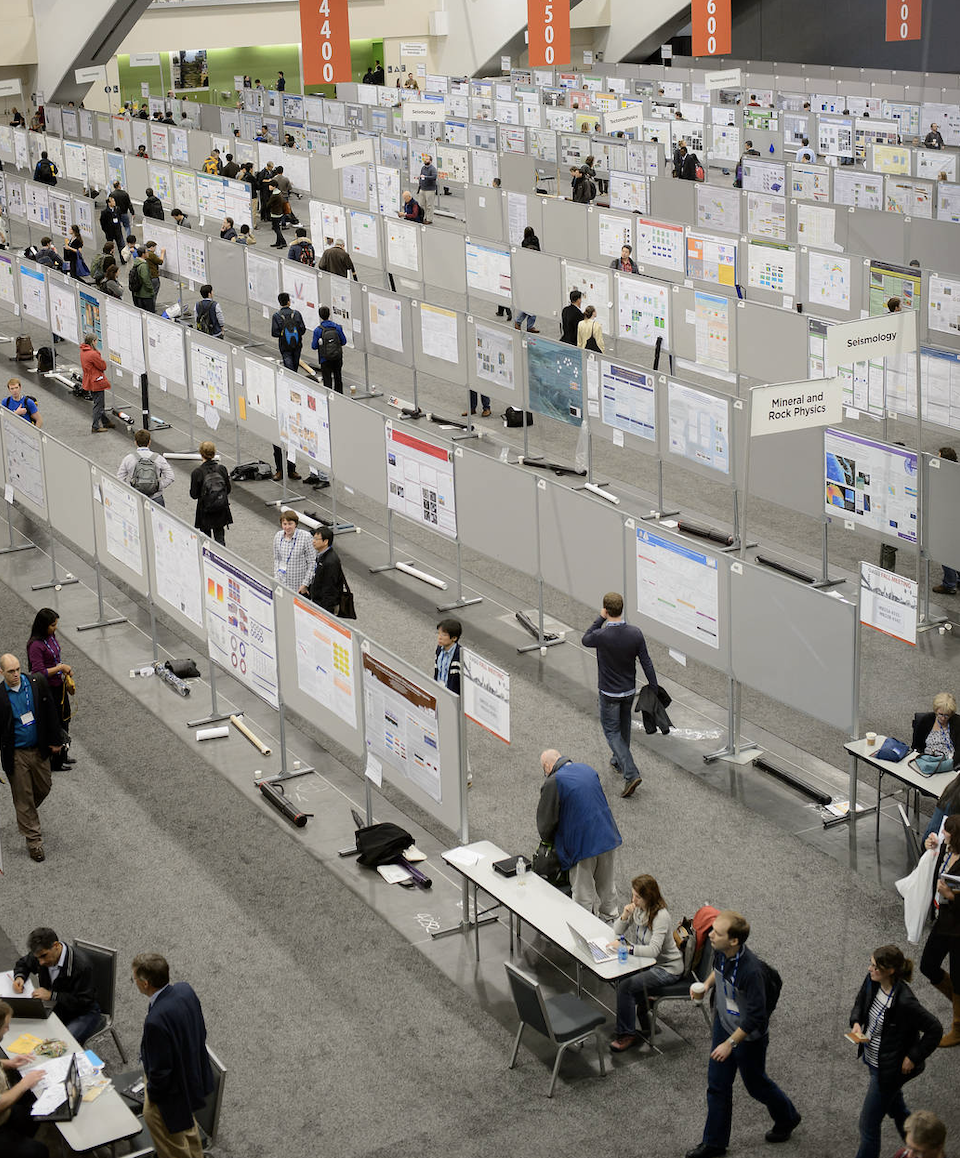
[296,241,315,265]
[319,325,342,361]
[757,956,783,1017]
[199,467,229,516]
[36,346,54,373]
[277,308,301,352]
[196,299,218,335]
[37,158,55,184]
[355,821,413,867]
[584,176,597,201]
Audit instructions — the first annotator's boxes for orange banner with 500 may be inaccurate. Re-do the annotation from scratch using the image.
[300,0,352,85]
[692,0,731,56]
[527,0,571,68]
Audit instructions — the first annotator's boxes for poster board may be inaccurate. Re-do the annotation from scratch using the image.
[42,436,96,556]
[923,453,960,570]
[538,481,625,609]
[412,300,467,385]
[385,422,457,539]
[454,447,539,577]
[1,408,47,521]
[90,467,149,590]
[145,504,206,638]
[327,391,388,506]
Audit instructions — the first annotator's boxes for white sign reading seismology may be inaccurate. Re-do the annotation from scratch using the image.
[825,310,917,367]
[402,100,446,123]
[705,68,742,91]
[750,376,844,436]
[331,139,374,170]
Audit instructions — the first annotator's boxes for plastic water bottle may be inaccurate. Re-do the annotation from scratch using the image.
[618,936,629,964]
[516,857,527,885]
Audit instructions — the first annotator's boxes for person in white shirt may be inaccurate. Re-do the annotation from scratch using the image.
[117,429,174,505]
[795,137,817,163]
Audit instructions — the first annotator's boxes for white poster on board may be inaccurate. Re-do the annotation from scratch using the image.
[243,357,277,420]
[928,275,960,337]
[474,323,515,391]
[668,381,730,474]
[825,428,918,544]
[636,527,720,649]
[419,303,458,363]
[281,263,320,335]
[100,476,143,576]
[563,263,612,334]
[807,251,852,312]
[105,299,146,376]
[462,649,510,743]
[277,372,331,469]
[860,562,917,646]
[202,546,279,709]
[618,276,669,347]
[2,416,45,508]
[367,290,403,352]
[190,340,231,415]
[293,597,358,729]
[465,240,511,298]
[19,264,47,325]
[48,280,79,345]
[150,507,203,628]
[245,250,280,309]
[385,423,456,538]
[362,649,443,803]
[144,314,186,389]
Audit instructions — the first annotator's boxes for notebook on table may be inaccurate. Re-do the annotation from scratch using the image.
[4,996,53,1019]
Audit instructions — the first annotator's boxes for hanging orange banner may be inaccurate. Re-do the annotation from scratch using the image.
[886,0,922,41]
[691,0,732,57]
[300,0,352,86]
[527,0,571,68]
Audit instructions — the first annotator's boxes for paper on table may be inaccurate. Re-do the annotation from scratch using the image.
[5,1033,43,1055]
[377,863,413,884]
[445,846,481,866]
[30,1086,67,1116]
[403,844,427,862]
[0,971,35,997]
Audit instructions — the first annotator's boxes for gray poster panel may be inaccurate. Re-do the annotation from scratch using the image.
[730,559,857,733]
[499,150,538,193]
[800,246,866,321]
[90,466,150,593]
[923,453,960,570]
[309,154,340,202]
[847,208,906,267]
[748,423,825,518]
[144,504,207,642]
[541,199,590,263]
[465,314,526,408]
[510,245,562,322]
[453,446,539,576]
[649,176,697,225]
[538,480,626,610]
[908,219,960,280]
[411,300,467,385]
[624,518,732,674]
[328,392,388,506]
[737,300,809,383]
[186,129,213,173]
[120,155,149,203]
[274,591,365,758]
[1,409,48,522]
[670,284,740,390]
[206,237,247,307]
[236,349,280,446]
[464,186,504,242]
[360,285,413,367]
[658,374,739,490]
[420,226,467,296]
[360,638,462,834]
[43,436,96,557]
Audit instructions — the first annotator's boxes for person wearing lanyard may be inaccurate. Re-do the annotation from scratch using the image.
[272,510,315,593]
[921,814,960,1048]
[849,945,942,1158]
[685,910,800,1158]
[26,609,75,771]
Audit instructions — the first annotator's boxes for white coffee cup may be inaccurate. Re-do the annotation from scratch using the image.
[866,732,877,747]
[691,981,706,1002]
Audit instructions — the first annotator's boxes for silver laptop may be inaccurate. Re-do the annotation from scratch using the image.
[567,922,617,963]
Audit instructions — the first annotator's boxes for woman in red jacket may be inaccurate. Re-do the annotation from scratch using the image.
[80,333,114,432]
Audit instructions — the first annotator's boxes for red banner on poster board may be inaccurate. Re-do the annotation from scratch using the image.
[691,0,732,57]
[527,0,571,68]
[300,0,352,85]
[886,0,922,41]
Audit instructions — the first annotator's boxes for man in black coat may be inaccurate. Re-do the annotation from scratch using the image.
[560,290,584,344]
[13,928,100,1041]
[132,953,213,1158]
[299,525,344,615]
[0,653,63,861]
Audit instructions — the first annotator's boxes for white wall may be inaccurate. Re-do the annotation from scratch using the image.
[597,0,690,63]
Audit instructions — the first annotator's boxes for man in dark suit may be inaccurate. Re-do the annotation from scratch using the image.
[299,524,344,615]
[0,654,63,862]
[560,290,584,345]
[132,953,213,1158]
[13,928,100,1042]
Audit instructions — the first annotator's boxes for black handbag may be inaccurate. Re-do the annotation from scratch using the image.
[338,577,357,620]
[532,840,568,888]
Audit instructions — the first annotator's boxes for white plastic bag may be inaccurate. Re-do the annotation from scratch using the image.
[896,848,937,944]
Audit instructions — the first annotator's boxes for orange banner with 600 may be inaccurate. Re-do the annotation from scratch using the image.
[692,0,732,56]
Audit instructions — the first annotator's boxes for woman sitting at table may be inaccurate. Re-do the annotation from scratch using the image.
[608,873,684,1052]
[0,1000,48,1157]
[912,694,960,837]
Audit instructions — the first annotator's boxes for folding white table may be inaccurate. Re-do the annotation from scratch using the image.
[844,735,957,841]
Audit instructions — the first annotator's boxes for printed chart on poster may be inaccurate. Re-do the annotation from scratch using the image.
[48,280,79,344]
[293,597,357,729]
[474,322,515,391]
[618,277,669,346]
[99,477,143,575]
[920,348,960,430]
[825,428,917,544]
[747,241,797,296]
[808,252,851,312]
[19,264,47,324]
[526,338,583,426]
[868,260,920,317]
[144,315,186,390]
[686,232,737,286]
[746,192,787,240]
[362,650,443,803]
[278,374,331,468]
[462,649,510,743]
[465,240,511,298]
[367,290,404,352]
[150,507,203,627]
[668,381,730,475]
[694,292,731,372]
[635,218,684,273]
[178,233,206,283]
[190,341,231,415]
[78,289,103,349]
[419,303,459,363]
[3,418,45,508]
[202,547,279,709]
[860,562,917,646]
[928,275,960,338]
[599,360,656,442]
[636,527,720,649]
[385,424,457,538]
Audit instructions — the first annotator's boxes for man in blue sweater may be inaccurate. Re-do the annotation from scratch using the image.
[537,750,622,920]
[581,592,658,798]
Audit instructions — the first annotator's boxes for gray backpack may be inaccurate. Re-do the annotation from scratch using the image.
[130,453,161,495]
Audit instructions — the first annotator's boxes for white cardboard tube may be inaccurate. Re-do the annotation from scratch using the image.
[230,714,272,756]
[196,726,229,742]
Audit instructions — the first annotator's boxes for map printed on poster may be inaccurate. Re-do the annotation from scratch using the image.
[474,322,515,391]
[696,185,740,234]
[599,360,656,442]
[243,357,277,419]
[825,428,917,544]
[149,507,203,627]
[618,276,669,346]
[746,192,787,240]
[48,279,79,344]
[668,380,730,475]
[386,423,457,538]
[860,562,917,647]
[294,597,358,729]
[202,546,279,709]
[419,303,459,364]
[635,218,684,273]
[277,372,331,469]
[99,476,143,575]
[461,649,510,743]
[105,299,146,376]
[527,336,583,427]
[807,251,851,312]
[465,240,511,298]
[362,649,443,804]
[2,414,45,509]
[144,314,186,389]
[636,527,720,650]
[190,340,231,415]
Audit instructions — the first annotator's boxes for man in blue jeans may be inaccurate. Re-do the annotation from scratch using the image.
[13,928,101,1042]
[685,911,800,1158]
[581,592,657,798]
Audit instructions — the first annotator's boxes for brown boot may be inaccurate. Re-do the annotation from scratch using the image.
[933,973,954,1001]
[939,994,960,1048]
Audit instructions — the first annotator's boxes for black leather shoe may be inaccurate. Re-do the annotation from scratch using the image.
[686,1146,726,1158]
[766,1114,801,1143]
[29,846,46,862]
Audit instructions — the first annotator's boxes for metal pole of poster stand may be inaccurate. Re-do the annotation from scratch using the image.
[31,531,78,593]
[186,657,232,728]
[262,595,314,783]
[76,559,128,631]
[370,507,448,590]
[0,500,36,556]
[913,326,948,634]
[516,479,564,655]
